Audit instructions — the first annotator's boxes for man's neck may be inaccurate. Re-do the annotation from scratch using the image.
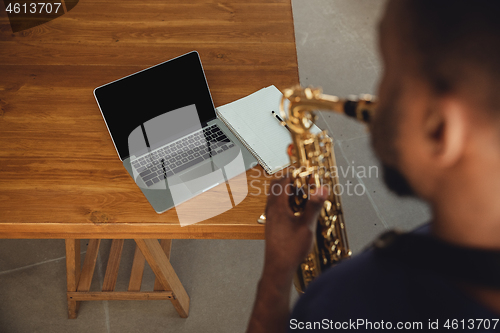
[431,213,500,250]
[430,165,500,250]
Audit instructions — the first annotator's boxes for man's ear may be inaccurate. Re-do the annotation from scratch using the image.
[424,98,467,167]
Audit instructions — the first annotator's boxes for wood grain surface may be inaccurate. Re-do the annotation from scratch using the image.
[0,0,298,239]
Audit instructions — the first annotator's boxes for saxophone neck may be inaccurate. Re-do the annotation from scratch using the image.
[280,86,376,134]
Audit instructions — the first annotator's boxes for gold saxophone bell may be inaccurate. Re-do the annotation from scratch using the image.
[259,85,377,293]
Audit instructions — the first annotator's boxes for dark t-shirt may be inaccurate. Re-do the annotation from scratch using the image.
[289,226,499,332]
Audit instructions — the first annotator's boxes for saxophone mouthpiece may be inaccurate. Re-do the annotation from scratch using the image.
[343,95,375,124]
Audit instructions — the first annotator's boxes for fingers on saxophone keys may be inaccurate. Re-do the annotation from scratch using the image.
[309,186,329,206]
[301,186,330,223]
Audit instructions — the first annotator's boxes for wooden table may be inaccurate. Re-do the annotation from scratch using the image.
[0,0,298,319]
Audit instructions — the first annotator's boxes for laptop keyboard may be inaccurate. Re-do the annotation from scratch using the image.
[130,124,235,187]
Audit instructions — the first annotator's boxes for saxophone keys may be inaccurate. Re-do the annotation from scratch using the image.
[324,200,332,211]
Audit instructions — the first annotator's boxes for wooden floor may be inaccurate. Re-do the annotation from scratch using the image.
[0,0,299,239]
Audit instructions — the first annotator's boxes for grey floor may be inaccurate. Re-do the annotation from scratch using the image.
[0,1,430,332]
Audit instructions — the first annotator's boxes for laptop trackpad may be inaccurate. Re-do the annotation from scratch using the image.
[179,161,224,194]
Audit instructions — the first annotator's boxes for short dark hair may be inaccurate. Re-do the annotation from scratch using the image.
[396,0,500,112]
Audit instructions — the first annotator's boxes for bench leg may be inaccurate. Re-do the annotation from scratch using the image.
[154,239,172,291]
[65,239,81,319]
[134,239,190,317]
[65,239,188,318]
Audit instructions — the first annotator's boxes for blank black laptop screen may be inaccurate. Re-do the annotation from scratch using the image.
[94,51,216,161]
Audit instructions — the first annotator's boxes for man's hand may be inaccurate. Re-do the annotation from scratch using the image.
[246,175,328,333]
[263,176,329,278]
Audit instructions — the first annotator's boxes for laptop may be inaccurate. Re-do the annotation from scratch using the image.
[94,51,257,215]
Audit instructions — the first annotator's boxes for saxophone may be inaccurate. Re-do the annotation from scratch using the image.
[277,86,376,292]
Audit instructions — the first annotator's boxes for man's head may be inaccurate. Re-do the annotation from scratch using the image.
[372,0,500,202]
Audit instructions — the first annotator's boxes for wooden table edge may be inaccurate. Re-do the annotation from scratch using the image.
[0,222,265,239]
